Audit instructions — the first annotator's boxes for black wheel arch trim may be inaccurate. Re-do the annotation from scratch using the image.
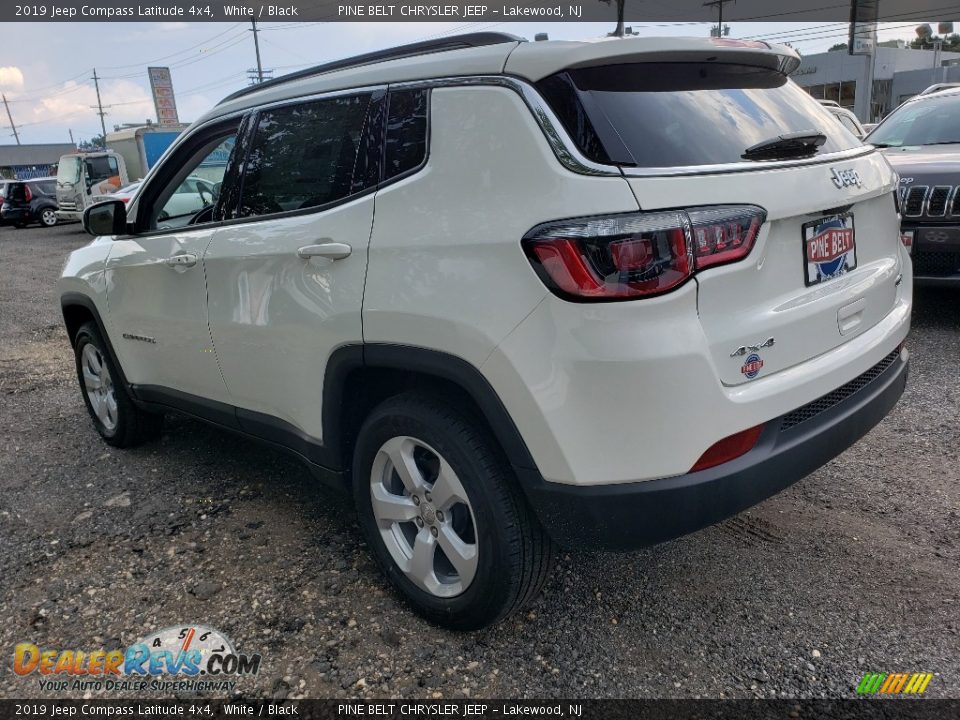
[60,292,133,392]
[322,343,539,473]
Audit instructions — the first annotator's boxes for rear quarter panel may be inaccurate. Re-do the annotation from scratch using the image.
[363,85,640,366]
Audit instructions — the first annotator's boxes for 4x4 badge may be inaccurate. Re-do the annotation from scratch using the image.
[730,337,775,357]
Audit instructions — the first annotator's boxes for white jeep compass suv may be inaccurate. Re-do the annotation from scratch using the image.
[58,33,911,629]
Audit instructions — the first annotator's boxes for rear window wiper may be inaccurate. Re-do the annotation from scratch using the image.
[742,130,827,161]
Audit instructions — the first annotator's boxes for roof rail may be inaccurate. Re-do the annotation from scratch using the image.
[218,32,525,105]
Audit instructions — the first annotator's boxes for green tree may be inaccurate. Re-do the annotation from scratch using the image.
[910,34,960,52]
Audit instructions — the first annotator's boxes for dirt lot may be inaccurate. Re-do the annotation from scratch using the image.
[0,221,957,700]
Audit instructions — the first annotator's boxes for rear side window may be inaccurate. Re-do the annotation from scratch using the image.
[237,93,372,218]
[384,89,428,180]
[36,181,57,195]
[837,114,862,136]
[537,63,860,168]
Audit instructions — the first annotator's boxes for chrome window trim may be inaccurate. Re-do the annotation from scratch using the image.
[391,75,875,178]
[390,76,621,177]
[618,145,875,177]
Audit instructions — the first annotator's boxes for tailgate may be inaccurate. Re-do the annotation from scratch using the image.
[624,151,901,385]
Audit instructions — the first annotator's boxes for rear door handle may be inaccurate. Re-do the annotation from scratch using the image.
[297,242,352,261]
[165,253,197,268]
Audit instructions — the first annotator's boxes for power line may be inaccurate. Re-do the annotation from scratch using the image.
[97,24,242,71]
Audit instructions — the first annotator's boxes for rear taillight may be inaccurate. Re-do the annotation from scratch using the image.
[24,185,32,202]
[523,206,765,301]
[121,197,130,203]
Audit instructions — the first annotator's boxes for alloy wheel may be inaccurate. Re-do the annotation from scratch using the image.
[81,344,118,431]
[370,435,479,598]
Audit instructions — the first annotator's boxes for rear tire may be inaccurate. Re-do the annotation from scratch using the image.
[353,391,556,630]
[73,321,162,447]
[40,208,58,227]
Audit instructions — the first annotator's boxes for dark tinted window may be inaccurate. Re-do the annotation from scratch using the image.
[7,183,27,201]
[238,93,371,218]
[85,155,119,182]
[538,63,860,168]
[384,89,428,180]
[35,181,57,195]
[350,90,385,194]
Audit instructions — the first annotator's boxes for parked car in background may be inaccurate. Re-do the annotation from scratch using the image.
[918,82,960,96]
[90,176,215,221]
[818,99,867,139]
[866,86,960,284]
[0,179,14,217]
[90,180,142,207]
[0,177,60,228]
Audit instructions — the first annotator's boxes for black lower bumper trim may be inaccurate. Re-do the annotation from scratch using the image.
[519,350,909,551]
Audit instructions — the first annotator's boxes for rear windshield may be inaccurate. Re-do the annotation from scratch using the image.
[537,62,860,168]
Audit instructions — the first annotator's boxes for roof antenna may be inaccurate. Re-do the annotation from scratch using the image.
[599,0,627,38]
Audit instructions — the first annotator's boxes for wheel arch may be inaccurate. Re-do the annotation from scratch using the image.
[324,344,539,476]
[60,292,132,390]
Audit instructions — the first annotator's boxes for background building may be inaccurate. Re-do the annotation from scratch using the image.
[0,143,76,180]
[793,46,960,122]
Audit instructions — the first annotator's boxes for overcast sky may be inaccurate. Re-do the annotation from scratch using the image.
[0,20,946,145]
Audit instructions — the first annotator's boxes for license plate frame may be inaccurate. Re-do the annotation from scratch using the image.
[803,213,857,287]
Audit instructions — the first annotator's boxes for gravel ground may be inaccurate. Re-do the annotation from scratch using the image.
[0,222,957,701]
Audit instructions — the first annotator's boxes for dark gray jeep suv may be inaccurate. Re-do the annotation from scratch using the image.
[867,87,960,285]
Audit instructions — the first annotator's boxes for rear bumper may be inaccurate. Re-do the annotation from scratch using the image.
[0,206,31,223]
[519,348,908,550]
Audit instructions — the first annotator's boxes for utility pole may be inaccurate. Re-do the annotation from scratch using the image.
[91,68,108,144]
[2,93,20,145]
[703,0,735,38]
[251,20,264,82]
[933,38,943,84]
